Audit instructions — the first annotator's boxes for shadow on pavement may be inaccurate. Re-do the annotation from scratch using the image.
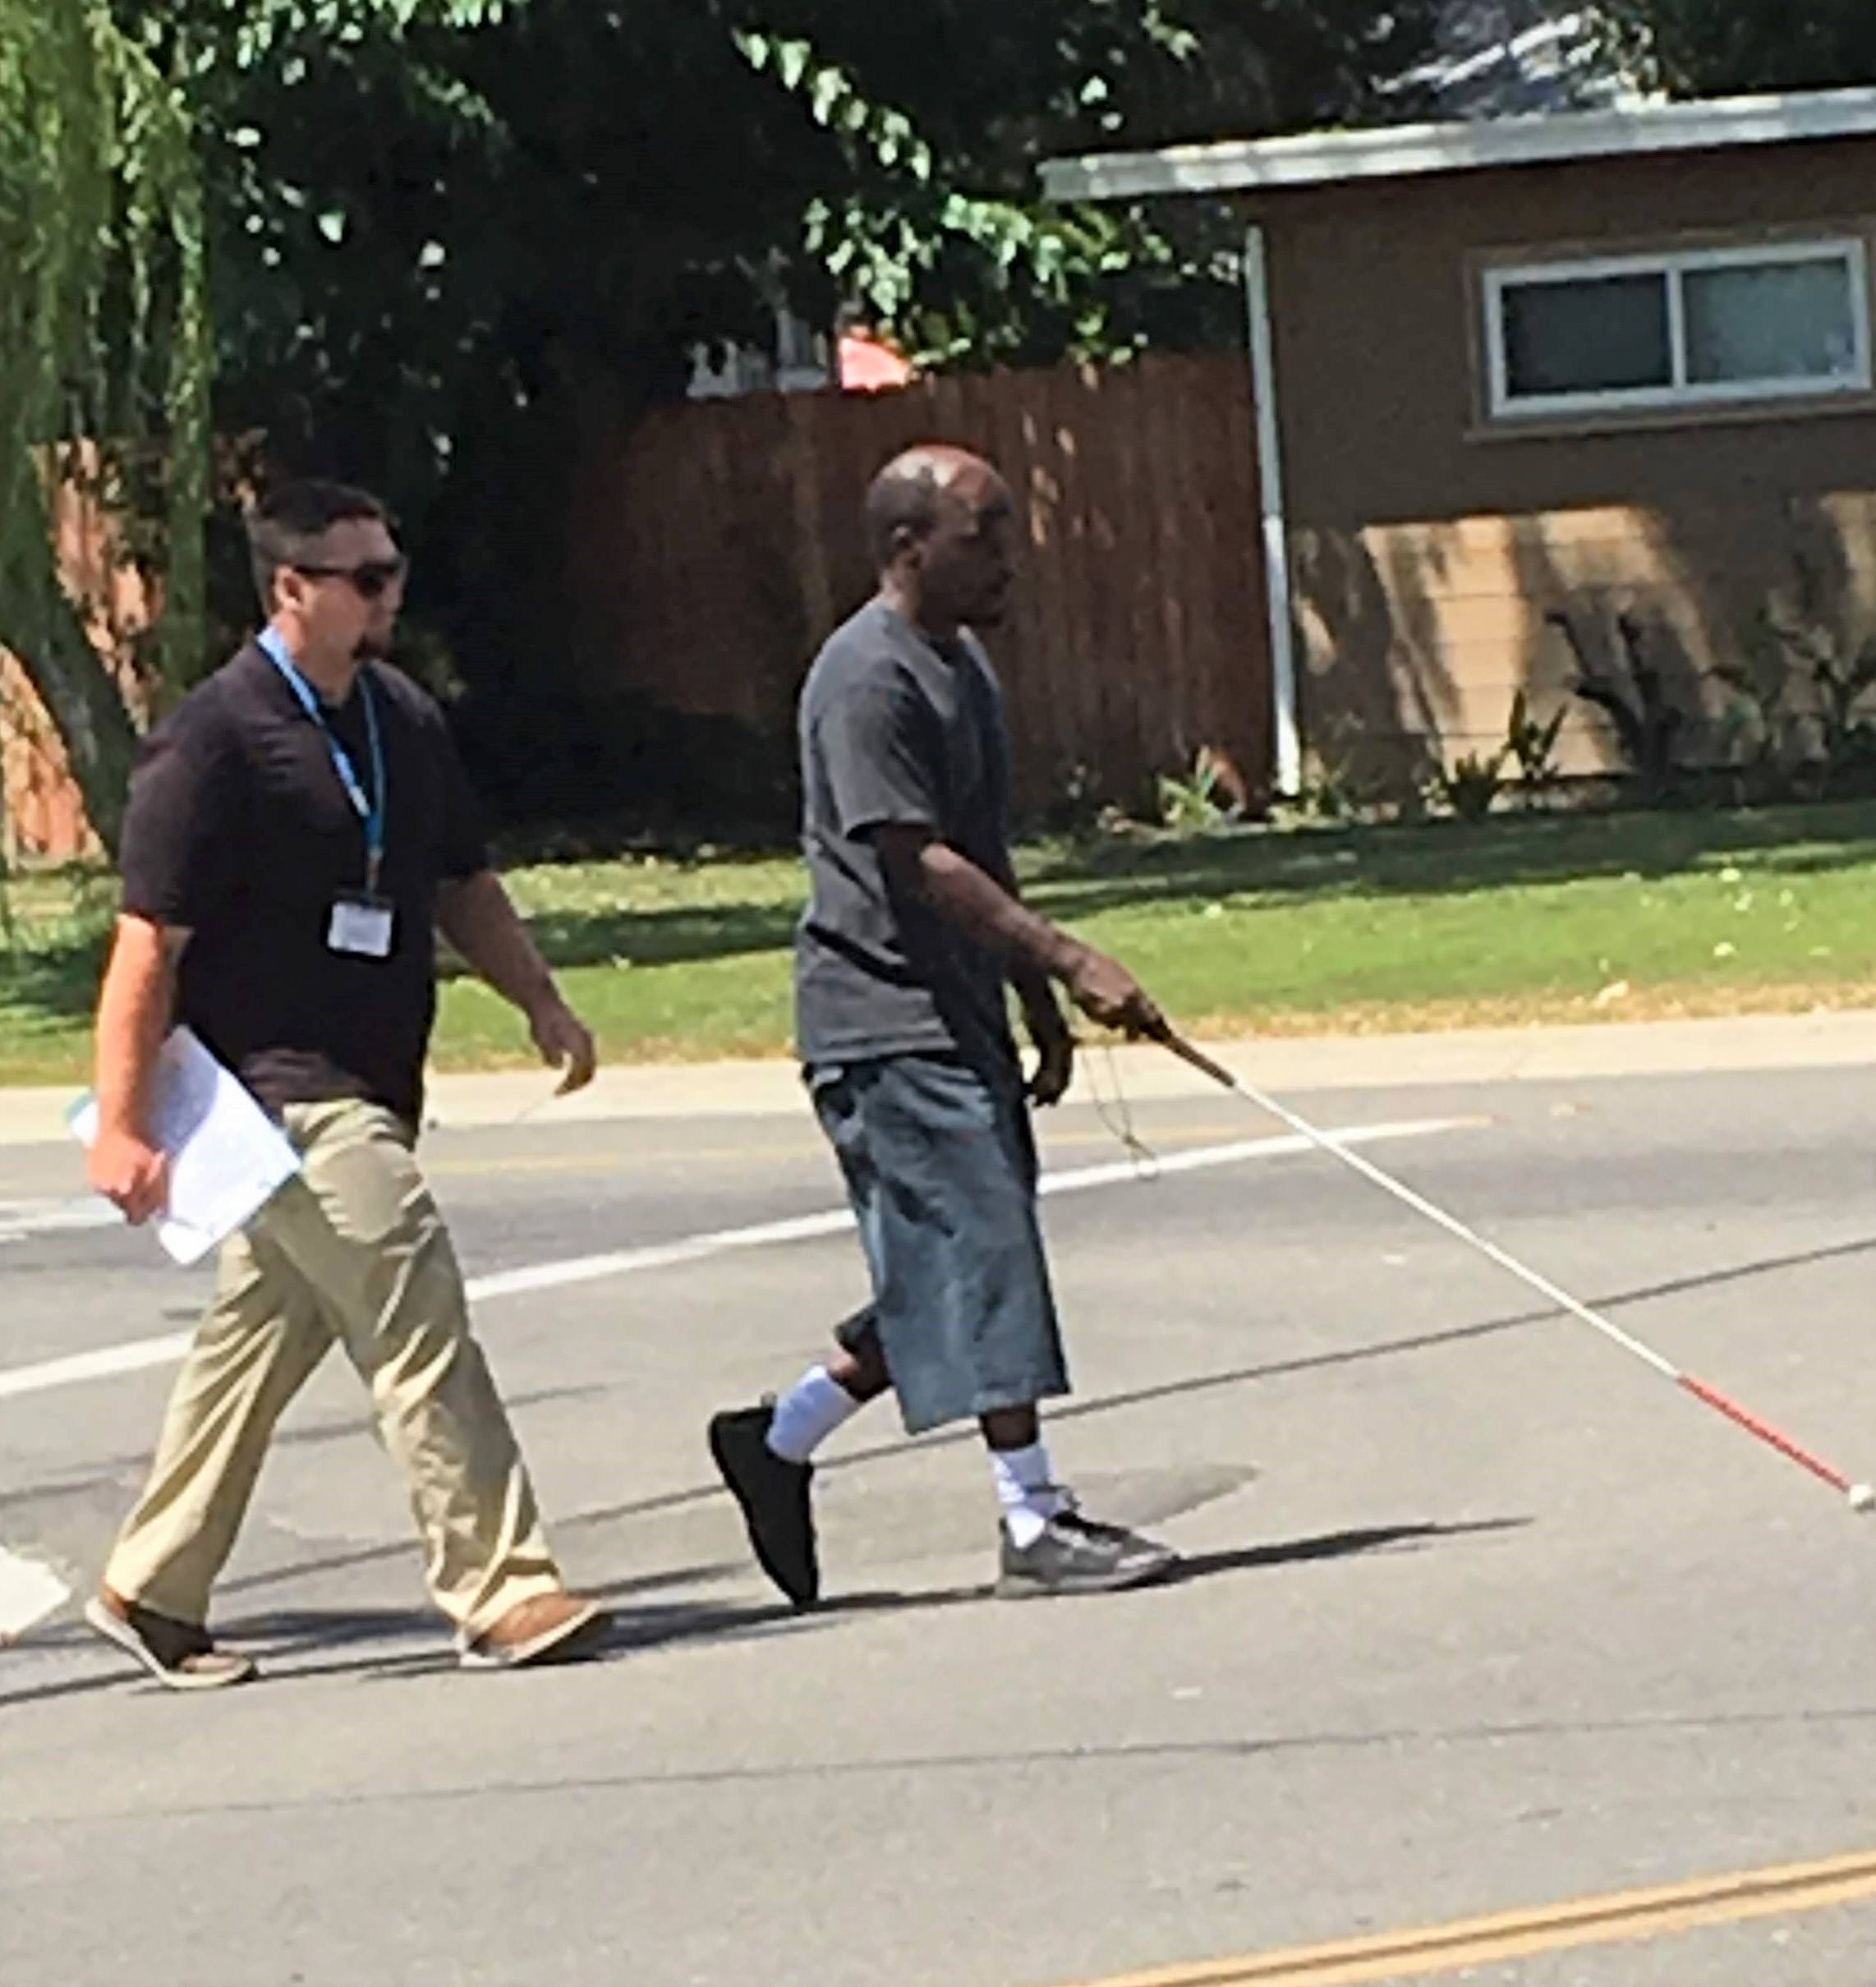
[1166,1518,1528,1583]
[1038,1231,1876,1436]
[223,1560,741,1654]
[288,1593,830,1686]
[0,1670,138,1712]
[17,1227,1867,1583]
[0,1563,752,1706]
[6,1224,1860,1712]
[810,1517,1529,1621]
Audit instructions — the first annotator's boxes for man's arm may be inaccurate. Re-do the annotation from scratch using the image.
[876,827,1164,1040]
[89,915,187,1224]
[435,870,597,1092]
[982,853,1077,1103]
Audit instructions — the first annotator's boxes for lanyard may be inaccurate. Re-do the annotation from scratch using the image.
[259,626,388,891]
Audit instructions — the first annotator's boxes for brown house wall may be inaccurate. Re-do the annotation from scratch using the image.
[1262,136,1876,789]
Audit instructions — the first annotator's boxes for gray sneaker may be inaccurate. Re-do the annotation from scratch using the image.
[996,1508,1181,1598]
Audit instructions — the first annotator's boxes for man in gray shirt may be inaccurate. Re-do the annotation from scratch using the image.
[710,444,1179,1603]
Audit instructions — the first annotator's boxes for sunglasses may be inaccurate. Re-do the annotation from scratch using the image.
[292,555,409,601]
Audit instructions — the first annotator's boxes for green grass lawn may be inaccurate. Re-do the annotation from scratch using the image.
[8,802,1876,1087]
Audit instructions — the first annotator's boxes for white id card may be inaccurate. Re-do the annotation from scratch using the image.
[328,894,395,959]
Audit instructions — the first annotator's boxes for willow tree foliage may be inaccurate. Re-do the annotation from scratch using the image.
[0,2,209,853]
[2,0,1446,847]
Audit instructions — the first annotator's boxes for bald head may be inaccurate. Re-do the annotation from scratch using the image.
[865,444,1015,636]
[864,444,999,570]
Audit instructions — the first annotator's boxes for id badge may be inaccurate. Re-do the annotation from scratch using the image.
[328,894,396,959]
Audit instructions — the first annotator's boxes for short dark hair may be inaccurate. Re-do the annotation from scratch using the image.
[246,478,392,609]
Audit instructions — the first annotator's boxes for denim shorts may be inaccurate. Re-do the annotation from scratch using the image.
[810,1052,1069,1435]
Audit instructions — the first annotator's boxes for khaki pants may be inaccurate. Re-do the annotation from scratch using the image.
[104,1099,563,1641]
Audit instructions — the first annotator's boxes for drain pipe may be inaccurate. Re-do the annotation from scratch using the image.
[1244,225,1303,798]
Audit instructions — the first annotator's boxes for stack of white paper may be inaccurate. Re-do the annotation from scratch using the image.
[69,1027,302,1266]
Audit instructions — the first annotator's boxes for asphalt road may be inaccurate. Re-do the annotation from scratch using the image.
[6,1064,1876,1987]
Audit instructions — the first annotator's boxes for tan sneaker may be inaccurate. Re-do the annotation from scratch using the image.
[459,1592,609,1671]
[84,1589,257,1691]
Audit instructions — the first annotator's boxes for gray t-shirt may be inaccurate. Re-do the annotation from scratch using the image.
[794,598,1018,1071]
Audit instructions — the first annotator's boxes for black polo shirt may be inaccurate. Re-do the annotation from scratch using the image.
[118,642,488,1123]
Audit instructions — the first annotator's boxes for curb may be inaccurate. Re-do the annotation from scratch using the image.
[3,1010,1872,1148]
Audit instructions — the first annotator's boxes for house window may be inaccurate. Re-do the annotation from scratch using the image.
[1483,239,1872,421]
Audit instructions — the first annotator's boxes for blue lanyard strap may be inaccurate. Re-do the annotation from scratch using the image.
[259,627,388,890]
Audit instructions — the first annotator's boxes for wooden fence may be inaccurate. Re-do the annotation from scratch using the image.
[4,352,1272,856]
[2,652,94,862]
[2,461,149,863]
[566,350,1272,816]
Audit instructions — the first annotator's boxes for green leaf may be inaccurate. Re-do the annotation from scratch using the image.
[809,67,845,124]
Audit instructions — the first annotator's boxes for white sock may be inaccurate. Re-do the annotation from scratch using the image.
[991,1441,1067,1549]
[766,1367,862,1464]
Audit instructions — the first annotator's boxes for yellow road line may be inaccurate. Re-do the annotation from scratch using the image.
[1064,1848,1876,1987]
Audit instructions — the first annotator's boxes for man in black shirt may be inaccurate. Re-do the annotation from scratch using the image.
[710,444,1181,1604]
[85,480,606,1686]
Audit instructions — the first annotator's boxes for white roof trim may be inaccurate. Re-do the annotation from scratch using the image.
[1040,86,1876,202]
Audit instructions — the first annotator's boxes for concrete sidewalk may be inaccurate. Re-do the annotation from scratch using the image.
[5,1007,1874,1146]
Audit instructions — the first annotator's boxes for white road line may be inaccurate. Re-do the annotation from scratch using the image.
[0,1118,1469,1405]
[0,1332,199,1399]
[0,1548,71,1640]
[0,1198,121,1244]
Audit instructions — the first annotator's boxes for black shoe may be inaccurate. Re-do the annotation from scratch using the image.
[84,1590,257,1691]
[995,1507,1180,1598]
[709,1405,820,1608]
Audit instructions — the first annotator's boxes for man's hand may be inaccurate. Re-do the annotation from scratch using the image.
[1026,1010,1075,1107]
[1061,944,1166,1040]
[89,1125,170,1227]
[89,913,185,1228]
[528,992,598,1093]
[439,873,596,1094]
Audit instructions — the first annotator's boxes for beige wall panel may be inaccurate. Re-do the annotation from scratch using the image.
[1261,138,1876,790]
[1297,496,1876,786]
[1266,141,1876,531]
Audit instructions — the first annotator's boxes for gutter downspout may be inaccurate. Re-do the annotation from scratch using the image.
[1244,225,1302,798]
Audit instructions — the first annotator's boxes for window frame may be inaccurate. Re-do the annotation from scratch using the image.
[1481,236,1874,424]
